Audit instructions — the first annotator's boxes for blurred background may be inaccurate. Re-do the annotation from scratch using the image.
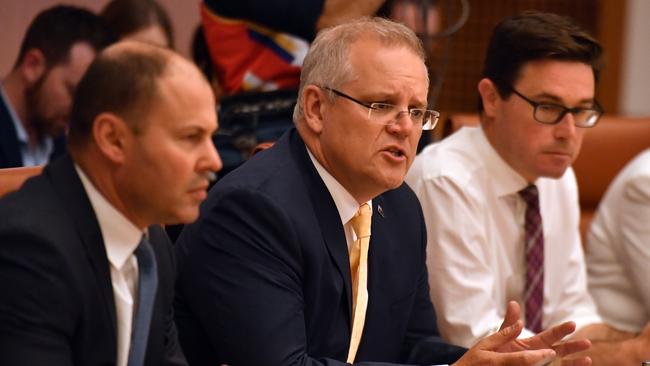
[1,0,647,117]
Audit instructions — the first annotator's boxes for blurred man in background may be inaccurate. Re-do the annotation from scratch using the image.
[0,5,113,168]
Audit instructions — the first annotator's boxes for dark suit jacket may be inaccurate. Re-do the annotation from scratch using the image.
[174,128,465,365]
[0,95,65,168]
[0,155,187,366]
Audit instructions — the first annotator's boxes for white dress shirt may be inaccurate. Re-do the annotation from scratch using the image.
[587,148,650,332]
[76,166,143,366]
[406,126,601,347]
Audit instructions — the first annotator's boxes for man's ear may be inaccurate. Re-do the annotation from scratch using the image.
[20,49,48,86]
[92,112,131,165]
[478,78,500,119]
[302,85,327,134]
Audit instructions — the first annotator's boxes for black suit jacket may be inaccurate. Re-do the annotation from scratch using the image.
[0,95,65,168]
[174,129,465,365]
[0,155,187,366]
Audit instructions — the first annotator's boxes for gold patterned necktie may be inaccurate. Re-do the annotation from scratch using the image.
[346,203,372,363]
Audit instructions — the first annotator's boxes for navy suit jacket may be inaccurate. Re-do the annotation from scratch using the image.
[174,128,465,365]
[0,155,187,366]
[0,96,65,168]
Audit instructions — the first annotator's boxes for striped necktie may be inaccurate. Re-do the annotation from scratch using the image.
[519,184,544,333]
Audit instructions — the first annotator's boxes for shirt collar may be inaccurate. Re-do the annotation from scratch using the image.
[475,126,531,197]
[306,149,372,226]
[75,165,144,270]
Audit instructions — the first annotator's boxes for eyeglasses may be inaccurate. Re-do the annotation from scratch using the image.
[321,87,439,131]
[510,88,603,128]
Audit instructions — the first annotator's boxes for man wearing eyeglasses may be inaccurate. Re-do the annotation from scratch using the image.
[174,17,592,366]
[407,11,650,364]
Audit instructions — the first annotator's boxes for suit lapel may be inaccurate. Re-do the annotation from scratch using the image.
[46,155,118,340]
[288,130,354,320]
[368,196,387,288]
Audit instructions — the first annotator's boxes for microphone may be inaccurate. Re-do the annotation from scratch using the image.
[206,171,217,183]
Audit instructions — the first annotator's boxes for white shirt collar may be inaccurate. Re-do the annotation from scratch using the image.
[476,126,531,197]
[75,165,143,270]
[306,149,372,226]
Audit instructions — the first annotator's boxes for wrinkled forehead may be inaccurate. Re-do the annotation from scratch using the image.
[346,37,429,87]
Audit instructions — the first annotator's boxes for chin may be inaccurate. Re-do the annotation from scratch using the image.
[166,208,200,225]
[380,176,406,192]
[538,167,570,179]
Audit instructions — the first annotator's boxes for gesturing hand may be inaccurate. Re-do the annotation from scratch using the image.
[453,301,592,366]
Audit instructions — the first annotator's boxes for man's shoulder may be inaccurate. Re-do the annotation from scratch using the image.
[214,130,309,198]
[0,171,54,218]
[408,127,488,187]
[381,182,421,208]
[0,159,83,239]
[216,152,299,202]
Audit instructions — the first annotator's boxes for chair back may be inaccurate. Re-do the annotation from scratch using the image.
[0,166,43,198]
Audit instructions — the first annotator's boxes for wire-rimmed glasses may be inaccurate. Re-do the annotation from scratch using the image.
[321,87,440,131]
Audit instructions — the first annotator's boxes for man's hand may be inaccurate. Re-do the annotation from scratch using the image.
[452,301,592,366]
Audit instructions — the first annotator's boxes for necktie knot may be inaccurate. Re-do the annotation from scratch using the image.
[134,235,156,271]
[519,184,539,208]
[350,203,372,239]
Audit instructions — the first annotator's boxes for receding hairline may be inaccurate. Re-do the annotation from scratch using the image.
[293,17,427,123]
[100,39,175,63]
[101,40,208,106]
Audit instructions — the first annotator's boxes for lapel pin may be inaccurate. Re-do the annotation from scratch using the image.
[377,204,384,217]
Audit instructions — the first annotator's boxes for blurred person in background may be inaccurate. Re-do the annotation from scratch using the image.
[587,148,650,335]
[101,0,174,48]
[0,5,113,168]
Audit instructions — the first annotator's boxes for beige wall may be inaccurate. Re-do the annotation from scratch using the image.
[620,0,650,116]
[0,0,201,75]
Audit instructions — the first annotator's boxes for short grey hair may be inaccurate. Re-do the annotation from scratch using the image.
[292,17,428,123]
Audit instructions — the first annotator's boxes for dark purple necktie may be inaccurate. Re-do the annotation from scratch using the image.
[519,184,544,333]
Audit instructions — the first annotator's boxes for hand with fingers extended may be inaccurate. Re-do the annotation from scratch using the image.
[452,301,592,366]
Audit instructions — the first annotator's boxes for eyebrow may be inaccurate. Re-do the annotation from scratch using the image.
[365,91,428,108]
[532,92,596,107]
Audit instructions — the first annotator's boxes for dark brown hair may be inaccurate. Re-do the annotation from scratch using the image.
[14,5,114,69]
[479,11,603,112]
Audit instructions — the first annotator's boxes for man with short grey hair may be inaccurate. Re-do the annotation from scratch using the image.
[174,17,589,366]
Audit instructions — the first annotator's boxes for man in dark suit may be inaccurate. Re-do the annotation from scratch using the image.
[0,5,113,168]
[0,41,222,366]
[174,17,590,366]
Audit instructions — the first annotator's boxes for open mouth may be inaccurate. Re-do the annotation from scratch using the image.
[386,147,406,158]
